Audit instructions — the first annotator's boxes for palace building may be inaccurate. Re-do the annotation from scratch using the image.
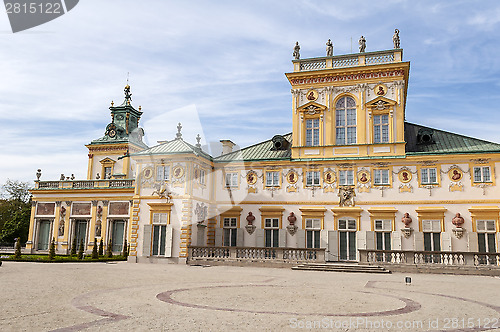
[27,41,500,269]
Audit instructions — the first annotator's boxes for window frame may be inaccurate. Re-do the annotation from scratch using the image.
[338,169,355,186]
[305,170,321,187]
[224,172,239,188]
[265,170,281,188]
[335,96,357,145]
[419,167,439,186]
[305,118,320,147]
[373,113,390,143]
[156,165,170,181]
[373,168,390,186]
[473,166,492,184]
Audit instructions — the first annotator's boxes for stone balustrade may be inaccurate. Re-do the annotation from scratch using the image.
[188,246,325,264]
[359,249,500,267]
[35,179,134,190]
[293,49,402,72]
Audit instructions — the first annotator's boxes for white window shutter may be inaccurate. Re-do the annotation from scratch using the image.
[215,228,223,247]
[365,231,375,250]
[255,229,265,247]
[414,232,424,251]
[441,232,452,251]
[327,231,338,261]
[296,229,305,248]
[279,229,287,248]
[164,226,173,257]
[142,224,152,257]
[236,228,244,247]
[468,232,478,252]
[320,230,328,249]
[392,231,402,250]
[357,230,366,250]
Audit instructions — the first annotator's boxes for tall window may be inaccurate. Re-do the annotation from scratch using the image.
[152,213,168,256]
[374,220,392,251]
[223,217,237,246]
[373,169,390,185]
[305,218,321,248]
[420,168,437,185]
[225,173,238,187]
[373,114,389,143]
[422,220,441,252]
[338,219,357,260]
[305,119,320,146]
[335,96,356,145]
[104,167,112,179]
[265,171,280,187]
[477,220,496,253]
[156,165,170,181]
[473,166,491,183]
[264,218,280,248]
[306,171,320,186]
[338,170,354,186]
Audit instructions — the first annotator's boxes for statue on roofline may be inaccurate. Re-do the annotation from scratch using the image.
[293,41,300,59]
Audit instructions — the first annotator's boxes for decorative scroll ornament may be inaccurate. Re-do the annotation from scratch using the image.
[245,212,256,234]
[338,186,355,207]
[401,213,413,239]
[452,213,466,239]
[287,212,298,235]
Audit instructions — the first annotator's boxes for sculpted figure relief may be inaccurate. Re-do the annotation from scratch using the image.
[393,29,400,49]
[326,39,333,56]
[293,41,300,59]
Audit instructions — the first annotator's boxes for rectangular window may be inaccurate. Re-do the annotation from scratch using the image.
[111,220,125,252]
[477,220,497,253]
[306,171,320,186]
[424,232,441,251]
[156,165,170,181]
[374,220,392,231]
[104,167,112,179]
[153,213,168,224]
[376,232,391,251]
[37,220,51,250]
[473,166,491,183]
[305,218,321,249]
[373,169,389,185]
[152,225,166,256]
[264,218,280,248]
[373,114,389,143]
[338,170,354,186]
[225,173,238,187]
[265,171,280,187]
[305,119,320,146]
[223,217,237,247]
[338,219,356,230]
[420,168,437,185]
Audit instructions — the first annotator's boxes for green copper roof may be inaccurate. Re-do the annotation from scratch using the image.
[405,122,500,155]
[133,138,212,160]
[215,133,292,162]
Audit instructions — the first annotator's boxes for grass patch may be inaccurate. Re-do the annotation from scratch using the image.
[0,254,127,263]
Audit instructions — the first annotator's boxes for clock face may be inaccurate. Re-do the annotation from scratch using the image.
[108,129,116,138]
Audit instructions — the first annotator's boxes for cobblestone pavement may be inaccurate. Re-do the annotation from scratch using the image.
[0,261,499,331]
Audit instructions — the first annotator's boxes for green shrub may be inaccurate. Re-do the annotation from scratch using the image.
[98,238,103,256]
[106,239,113,258]
[122,239,128,258]
[91,238,98,259]
[48,238,56,260]
[70,237,77,256]
[14,238,21,259]
[77,239,84,260]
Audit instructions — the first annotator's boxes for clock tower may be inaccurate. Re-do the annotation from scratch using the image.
[85,85,148,180]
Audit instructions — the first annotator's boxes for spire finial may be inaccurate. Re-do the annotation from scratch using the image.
[195,134,201,149]
[111,100,114,106]
[124,84,132,102]
[176,123,182,139]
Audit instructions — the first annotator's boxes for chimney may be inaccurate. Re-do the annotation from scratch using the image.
[220,140,235,155]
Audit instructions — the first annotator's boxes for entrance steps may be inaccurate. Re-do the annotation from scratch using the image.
[292,263,391,274]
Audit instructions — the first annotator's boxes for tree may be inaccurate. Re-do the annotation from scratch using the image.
[106,239,113,258]
[49,238,56,260]
[0,180,32,244]
[98,238,103,256]
[91,238,98,259]
[70,237,77,256]
[14,237,21,259]
[77,239,84,260]
[122,239,128,258]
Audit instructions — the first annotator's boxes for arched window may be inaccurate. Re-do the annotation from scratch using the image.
[335,96,356,145]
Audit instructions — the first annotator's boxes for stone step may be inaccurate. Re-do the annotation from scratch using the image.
[292,263,391,274]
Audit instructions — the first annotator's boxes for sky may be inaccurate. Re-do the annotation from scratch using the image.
[1,0,500,186]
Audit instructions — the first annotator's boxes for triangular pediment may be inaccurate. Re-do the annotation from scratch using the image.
[99,157,116,164]
[366,96,397,110]
[297,101,328,115]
